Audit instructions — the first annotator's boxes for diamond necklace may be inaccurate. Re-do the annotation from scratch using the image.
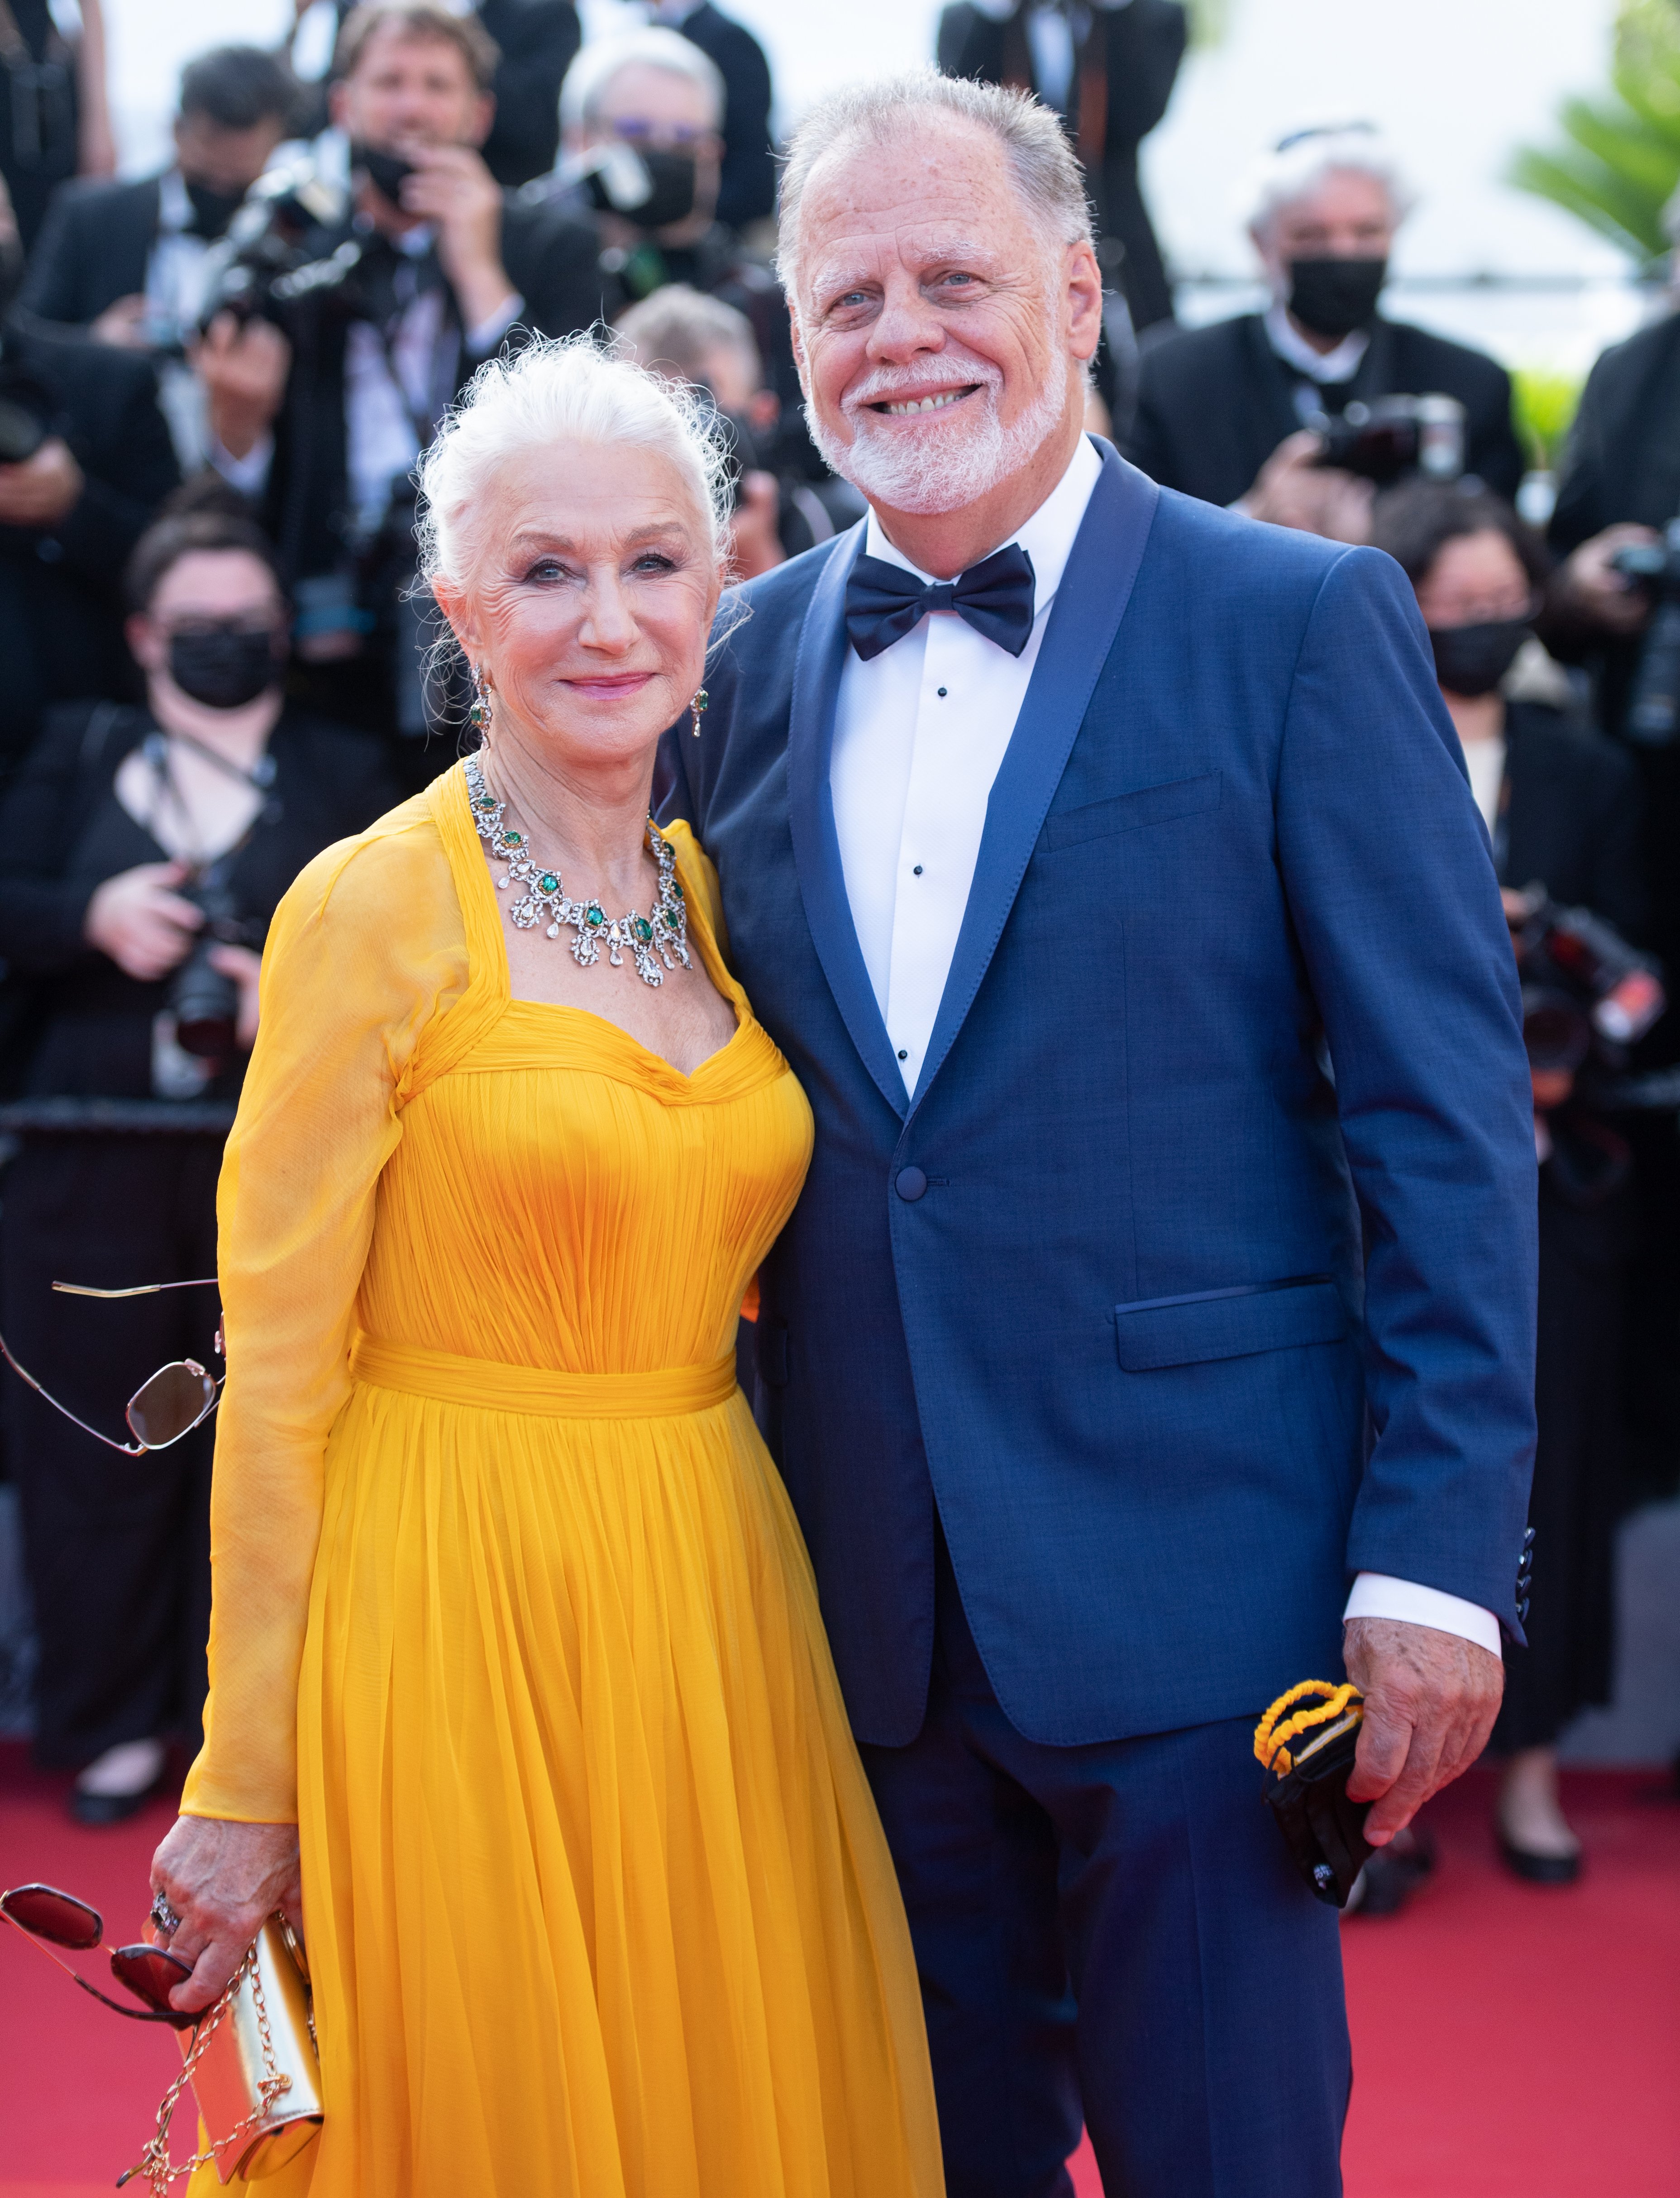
[465,755,691,987]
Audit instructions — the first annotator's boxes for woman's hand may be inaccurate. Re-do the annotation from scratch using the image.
[150,1815,303,2014]
[84,861,202,980]
[208,943,263,1050]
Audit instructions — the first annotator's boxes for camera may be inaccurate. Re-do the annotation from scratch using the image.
[1308,393,1465,487]
[197,155,363,335]
[1608,517,1680,747]
[1508,884,1665,1080]
[169,877,265,1062]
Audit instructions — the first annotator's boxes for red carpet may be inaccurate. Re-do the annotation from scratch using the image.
[2,1746,1675,2196]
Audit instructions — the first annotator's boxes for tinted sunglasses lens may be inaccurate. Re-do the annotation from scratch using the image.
[125,1362,215,1449]
[111,1942,194,2021]
[1,1883,103,1948]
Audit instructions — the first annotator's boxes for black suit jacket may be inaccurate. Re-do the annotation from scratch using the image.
[1549,309,1680,557]
[478,0,580,187]
[937,0,1186,330]
[1500,700,1647,941]
[0,315,180,783]
[1125,311,1525,506]
[676,2,776,232]
[19,174,162,327]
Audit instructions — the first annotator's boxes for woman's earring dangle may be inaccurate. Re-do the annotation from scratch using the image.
[468,667,494,738]
[690,687,708,739]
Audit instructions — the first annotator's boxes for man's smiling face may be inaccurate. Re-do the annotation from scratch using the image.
[788,113,1090,517]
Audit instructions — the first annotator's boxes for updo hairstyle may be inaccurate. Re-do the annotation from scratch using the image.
[415,333,734,606]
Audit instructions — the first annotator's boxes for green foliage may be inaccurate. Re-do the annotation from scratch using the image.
[1509,365,1587,473]
[1184,0,1232,47]
[1509,0,1680,264]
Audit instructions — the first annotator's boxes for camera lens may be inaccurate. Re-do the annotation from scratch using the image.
[170,941,240,1060]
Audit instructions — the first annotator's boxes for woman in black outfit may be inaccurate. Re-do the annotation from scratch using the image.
[0,502,401,1822]
[1372,481,1651,1886]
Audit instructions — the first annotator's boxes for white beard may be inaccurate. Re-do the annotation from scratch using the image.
[806,348,1070,520]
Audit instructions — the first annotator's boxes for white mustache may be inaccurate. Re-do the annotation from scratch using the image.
[843,365,1000,416]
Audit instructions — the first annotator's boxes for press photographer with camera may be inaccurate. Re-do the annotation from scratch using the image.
[543,28,803,467]
[1372,480,1657,1892]
[1126,125,1524,538]
[0,496,399,1826]
[196,0,601,785]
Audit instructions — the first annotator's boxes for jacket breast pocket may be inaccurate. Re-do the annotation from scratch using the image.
[1042,770,1222,853]
[1114,1278,1346,1371]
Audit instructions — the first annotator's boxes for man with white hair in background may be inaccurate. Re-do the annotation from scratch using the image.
[1126,124,1524,540]
[662,69,1537,2198]
[542,26,801,446]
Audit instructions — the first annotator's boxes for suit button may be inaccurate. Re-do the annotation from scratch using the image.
[896,1166,927,1202]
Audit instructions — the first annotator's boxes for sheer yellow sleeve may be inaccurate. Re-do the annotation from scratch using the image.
[181,798,468,1823]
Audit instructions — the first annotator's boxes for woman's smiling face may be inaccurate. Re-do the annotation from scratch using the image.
[439,437,721,774]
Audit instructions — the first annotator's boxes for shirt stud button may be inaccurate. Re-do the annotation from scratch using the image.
[897,1049,908,1061]
[936,686,948,698]
[913,865,923,876]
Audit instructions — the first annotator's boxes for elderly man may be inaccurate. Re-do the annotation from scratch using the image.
[661,72,1536,2198]
[1126,124,1524,538]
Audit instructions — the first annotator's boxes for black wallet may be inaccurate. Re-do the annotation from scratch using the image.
[1257,1688,1374,1909]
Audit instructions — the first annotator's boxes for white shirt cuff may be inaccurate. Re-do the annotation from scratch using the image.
[1343,1572,1503,1658]
[210,431,273,497]
[465,293,523,358]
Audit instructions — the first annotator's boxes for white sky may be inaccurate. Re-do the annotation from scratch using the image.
[104,0,1637,364]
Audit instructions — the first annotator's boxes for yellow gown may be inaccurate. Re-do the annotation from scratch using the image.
[180,763,944,2198]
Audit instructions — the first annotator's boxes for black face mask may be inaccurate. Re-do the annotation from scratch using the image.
[182,177,246,241]
[168,625,280,710]
[1286,255,1388,340]
[1428,617,1530,698]
[351,143,418,210]
[585,145,699,233]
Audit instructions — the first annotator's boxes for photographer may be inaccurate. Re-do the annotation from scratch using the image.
[197,0,600,783]
[615,284,865,578]
[1126,125,1524,535]
[544,28,802,465]
[0,497,399,1825]
[1373,481,1652,1889]
[0,178,180,793]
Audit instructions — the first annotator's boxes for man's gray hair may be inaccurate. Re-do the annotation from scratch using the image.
[1236,124,1416,241]
[558,26,725,139]
[616,284,762,390]
[777,69,1093,294]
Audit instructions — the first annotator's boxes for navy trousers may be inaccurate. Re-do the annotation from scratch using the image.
[859,1532,1351,2198]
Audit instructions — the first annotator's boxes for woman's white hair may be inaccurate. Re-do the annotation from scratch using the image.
[1236,124,1416,242]
[415,332,732,600]
[776,69,1093,300]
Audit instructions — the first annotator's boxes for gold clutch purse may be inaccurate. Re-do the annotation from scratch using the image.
[124,1916,323,2190]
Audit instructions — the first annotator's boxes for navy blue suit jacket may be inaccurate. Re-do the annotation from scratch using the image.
[661,442,1537,1751]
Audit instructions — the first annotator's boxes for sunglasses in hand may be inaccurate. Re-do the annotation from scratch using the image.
[1,1881,196,2027]
[0,1276,222,1454]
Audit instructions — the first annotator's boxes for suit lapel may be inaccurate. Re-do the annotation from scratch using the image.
[908,444,1160,1114]
[786,523,912,1122]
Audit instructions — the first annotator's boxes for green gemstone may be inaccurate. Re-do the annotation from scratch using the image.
[502,830,522,848]
[473,793,495,811]
[672,879,684,899]
[632,916,653,942]
[584,903,606,928]
[539,872,559,893]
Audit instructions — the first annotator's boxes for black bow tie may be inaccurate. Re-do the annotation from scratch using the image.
[844,542,1037,663]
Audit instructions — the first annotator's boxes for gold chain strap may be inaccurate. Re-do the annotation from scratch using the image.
[1253,1679,1362,1778]
[118,1948,293,2194]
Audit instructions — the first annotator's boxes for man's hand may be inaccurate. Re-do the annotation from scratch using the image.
[1343,1615,1503,1844]
[1556,522,1659,636]
[191,311,291,463]
[400,143,513,333]
[1238,428,1375,545]
[208,943,263,1051]
[0,437,83,529]
[90,293,153,350]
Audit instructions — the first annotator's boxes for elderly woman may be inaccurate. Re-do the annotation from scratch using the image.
[147,339,943,2198]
